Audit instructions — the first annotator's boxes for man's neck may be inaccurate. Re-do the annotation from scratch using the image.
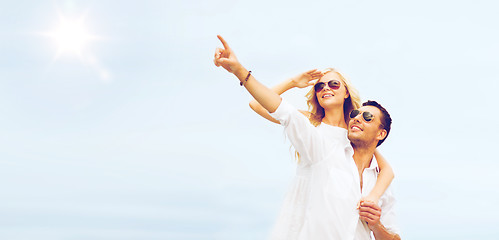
[351,143,377,173]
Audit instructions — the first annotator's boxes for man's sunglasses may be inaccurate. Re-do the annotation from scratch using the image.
[349,109,375,122]
[314,80,341,92]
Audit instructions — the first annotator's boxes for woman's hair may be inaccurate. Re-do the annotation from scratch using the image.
[304,68,362,126]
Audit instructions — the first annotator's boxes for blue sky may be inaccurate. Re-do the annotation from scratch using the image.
[1,0,498,239]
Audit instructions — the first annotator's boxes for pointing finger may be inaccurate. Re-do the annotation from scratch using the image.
[217,35,230,50]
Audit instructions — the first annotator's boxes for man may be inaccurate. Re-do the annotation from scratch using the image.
[348,101,400,240]
[214,35,400,239]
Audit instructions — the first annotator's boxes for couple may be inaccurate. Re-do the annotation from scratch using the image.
[214,35,401,240]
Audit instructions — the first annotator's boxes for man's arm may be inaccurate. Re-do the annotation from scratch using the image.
[359,201,401,240]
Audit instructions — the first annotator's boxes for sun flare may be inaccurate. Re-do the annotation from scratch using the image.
[44,16,98,58]
[39,11,112,82]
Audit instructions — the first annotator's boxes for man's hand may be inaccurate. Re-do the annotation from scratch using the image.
[359,200,401,240]
[359,200,382,231]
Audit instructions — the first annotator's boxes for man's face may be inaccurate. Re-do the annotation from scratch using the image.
[347,105,387,146]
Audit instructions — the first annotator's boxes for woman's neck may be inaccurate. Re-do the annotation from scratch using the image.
[321,107,347,129]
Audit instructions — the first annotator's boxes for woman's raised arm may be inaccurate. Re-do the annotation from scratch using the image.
[214,35,282,113]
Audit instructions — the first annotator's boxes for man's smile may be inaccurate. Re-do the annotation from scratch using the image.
[351,124,363,131]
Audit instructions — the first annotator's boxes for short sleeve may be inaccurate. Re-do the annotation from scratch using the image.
[268,98,296,126]
[379,187,400,235]
[269,99,321,164]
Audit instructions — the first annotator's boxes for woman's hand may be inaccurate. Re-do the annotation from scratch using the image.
[214,35,243,74]
[357,195,379,207]
[290,69,324,88]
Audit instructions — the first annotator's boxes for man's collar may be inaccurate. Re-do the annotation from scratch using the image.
[366,154,380,173]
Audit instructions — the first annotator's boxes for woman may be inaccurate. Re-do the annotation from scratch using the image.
[214,35,394,239]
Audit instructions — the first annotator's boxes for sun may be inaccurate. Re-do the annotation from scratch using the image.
[44,15,98,58]
[38,11,112,82]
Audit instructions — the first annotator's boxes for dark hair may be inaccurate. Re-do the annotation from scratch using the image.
[362,100,392,147]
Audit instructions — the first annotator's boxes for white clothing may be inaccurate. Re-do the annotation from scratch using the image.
[268,99,399,240]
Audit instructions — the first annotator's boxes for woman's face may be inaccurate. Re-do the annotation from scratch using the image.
[315,71,349,109]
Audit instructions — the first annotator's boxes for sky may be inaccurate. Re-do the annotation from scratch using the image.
[1,0,498,239]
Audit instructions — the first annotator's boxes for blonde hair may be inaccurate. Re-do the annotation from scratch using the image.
[295,68,361,161]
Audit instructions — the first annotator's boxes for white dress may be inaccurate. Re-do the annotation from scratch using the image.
[268,100,399,240]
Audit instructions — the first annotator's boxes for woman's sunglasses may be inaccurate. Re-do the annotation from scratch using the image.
[314,80,341,92]
[349,109,374,122]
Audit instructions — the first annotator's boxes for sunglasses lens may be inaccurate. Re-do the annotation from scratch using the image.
[351,110,374,122]
[363,112,374,122]
[328,80,340,90]
[350,109,360,119]
[314,82,325,92]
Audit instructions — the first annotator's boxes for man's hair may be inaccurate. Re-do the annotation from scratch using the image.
[363,100,392,147]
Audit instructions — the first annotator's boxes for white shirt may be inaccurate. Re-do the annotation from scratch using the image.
[268,99,399,240]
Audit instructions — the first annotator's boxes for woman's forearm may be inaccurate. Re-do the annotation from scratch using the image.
[233,66,282,113]
[367,150,394,202]
[249,78,295,123]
